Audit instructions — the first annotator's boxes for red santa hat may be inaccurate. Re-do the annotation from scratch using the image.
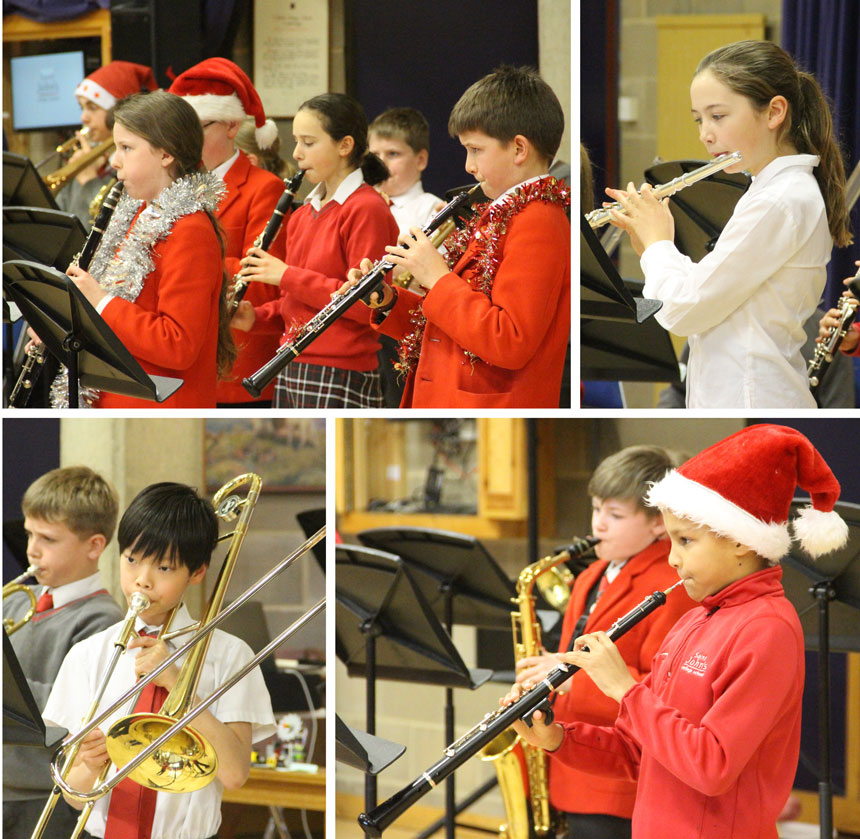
[646,424,848,563]
[167,57,278,150]
[75,61,158,111]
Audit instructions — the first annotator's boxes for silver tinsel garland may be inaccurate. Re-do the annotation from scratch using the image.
[51,172,226,408]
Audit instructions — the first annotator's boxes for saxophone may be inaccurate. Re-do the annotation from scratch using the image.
[480,536,599,839]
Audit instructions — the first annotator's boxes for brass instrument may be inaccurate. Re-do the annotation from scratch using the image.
[44,137,115,195]
[88,177,118,223]
[391,217,460,293]
[480,537,598,839]
[38,481,325,819]
[2,565,39,635]
[586,151,743,229]
[809,268,860,393]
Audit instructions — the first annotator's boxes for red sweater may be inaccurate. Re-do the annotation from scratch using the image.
[552,566,804,839]
[254,182,399,370]
[96,211,221,408]
[550,540,696,818]
[375,197,570,407]
[216,151,287,403]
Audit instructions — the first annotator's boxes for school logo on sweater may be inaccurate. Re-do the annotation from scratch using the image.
[681,651,708,677]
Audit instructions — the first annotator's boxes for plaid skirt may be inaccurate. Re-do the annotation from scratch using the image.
[274,363,384,408]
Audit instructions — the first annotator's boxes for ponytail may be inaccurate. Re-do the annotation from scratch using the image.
[360,151,389,186]
[697,40,852,248]
[203,211,238,380]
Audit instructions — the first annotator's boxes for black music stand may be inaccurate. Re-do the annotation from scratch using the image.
[781,499,860,839]
[3,152,59,210]
[355,528,512,839]
[644,159,748,262]
[4,260,182,407]
[336,544,492,823]
[336,715,406,775]
[2,207,87,270]
[296,508,326,571]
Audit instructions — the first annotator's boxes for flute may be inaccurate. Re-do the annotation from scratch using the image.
[242,184,480,398]
[228,169,304,312]
[358,579,685,838]
[808,268,860,392]
[585,151,743,229]
[8,180,125,408]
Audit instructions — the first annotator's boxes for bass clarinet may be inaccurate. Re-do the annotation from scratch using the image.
[8,180,124,408]
[242,184,480,398]
[228,169,304,311]
[585,151,742,229]
[808,267,860,394]
[358,579,685,838]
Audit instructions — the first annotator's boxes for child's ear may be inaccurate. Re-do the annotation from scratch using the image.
[767,95,790,130]
[225,120,241,140]
[512,134,531,165]
[161,150,176,170]
[86,533,107,561]
[416,149,429,172]
[188,565,207,586]
[338,134,355,159]
[649,512,668,541]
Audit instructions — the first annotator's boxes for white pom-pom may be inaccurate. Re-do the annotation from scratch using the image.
[255,119,279,150]
[791,506,849,558]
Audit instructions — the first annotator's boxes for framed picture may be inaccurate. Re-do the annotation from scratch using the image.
[204,418,325,493]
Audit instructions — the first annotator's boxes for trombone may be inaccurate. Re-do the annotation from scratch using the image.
[3,565,38,635]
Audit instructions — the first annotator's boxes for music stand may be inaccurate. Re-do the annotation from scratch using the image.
[3,152,59,210]
[4,260,183,407]
[296,508,326,571]
[781,499,860,839]
[336,544,492,819]
[2,207,87,271]
[336,715,406,775]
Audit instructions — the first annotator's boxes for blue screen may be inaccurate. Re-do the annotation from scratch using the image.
[11,51,85,131]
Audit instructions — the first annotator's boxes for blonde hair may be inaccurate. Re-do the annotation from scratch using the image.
[235,118,293,178]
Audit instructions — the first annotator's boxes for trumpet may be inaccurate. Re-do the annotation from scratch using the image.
[242,184,480,397]
[56,127,92,156]
[2,565,39,635]
[585,151,743,229]
[809,268,860,393]
[44,137,115,195]
[358,580,684,838]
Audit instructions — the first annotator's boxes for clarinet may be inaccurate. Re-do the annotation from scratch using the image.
[242,184,480,398]
[228,169,304,312]
[585,151,742,229]
[808,268,860,394]
[8,180,125,408]
[358,580,685,838]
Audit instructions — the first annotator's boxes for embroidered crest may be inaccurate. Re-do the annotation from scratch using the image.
[680,651,708,677]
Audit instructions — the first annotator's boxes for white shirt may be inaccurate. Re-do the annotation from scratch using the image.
[44,571,106,608]
[388,180,443,235]
[305,166,365,210]
[641,154,831,408]
[43,603,276,839]
[212,148,240,181]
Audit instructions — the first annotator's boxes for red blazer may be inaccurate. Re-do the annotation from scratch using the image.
[216,151,288,403]
[95,211,222,408]
[548,539,696,818]
[375,199,570,407]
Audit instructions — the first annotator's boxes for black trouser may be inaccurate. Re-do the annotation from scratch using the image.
[3,797,78,839]
[566,812,632,839]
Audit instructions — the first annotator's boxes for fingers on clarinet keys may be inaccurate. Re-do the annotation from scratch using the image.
[523,698,554,728]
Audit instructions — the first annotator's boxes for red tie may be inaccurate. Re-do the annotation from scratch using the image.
[596,572,610,599]
[35,591,54,612]
[104,630,168,839]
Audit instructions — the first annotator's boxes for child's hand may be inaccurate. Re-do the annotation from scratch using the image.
[818,302,860,352]
[128,635,179,690]
[341,260,393,308]
[499,683,564,751]
[240,247,287,286]
[71,131,108,185]
[67,265,106,308]
[558,632,636,703]
[75,727,110,774]
[515,651,569,692]
[605,182,674,256]
[231,300,256,332]
[385,227,449,292]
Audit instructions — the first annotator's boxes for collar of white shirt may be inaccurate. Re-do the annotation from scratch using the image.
[750,153,819,190]
[390,180,426,207]
[47,571,106,609]
[134,600,193,641]
[305,167,365,211]
[212,147,241,181]
[489,173,550,209]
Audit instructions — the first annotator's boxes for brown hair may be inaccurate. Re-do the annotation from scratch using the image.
[696,40,852,248]
[448,65,564,164]
[22,465,119,541]
[369,107,431,154]
[235,117,294,178]
[112,91,237,377]
[588,446,682,517]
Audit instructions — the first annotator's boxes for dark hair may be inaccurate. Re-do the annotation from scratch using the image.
[588,445,682,518]
[118,482,217,573]
[298,93,389,186]
[113,91,237,376]
[696,40,852,248]
[369,107,430,154]
[448,65,564,164]
[580,142,594,213]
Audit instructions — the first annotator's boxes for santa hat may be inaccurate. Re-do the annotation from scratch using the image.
[646,424,848,563]
[75,61,158,111]
[167,57,278,150]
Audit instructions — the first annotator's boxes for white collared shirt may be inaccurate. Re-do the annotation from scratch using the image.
[388,180,443,235]
[641,154,830,408]
[491,174,551,208]
[212,148,240,182]
[305,167,365,211]
[43,571,106,609]
[43,602,276,839]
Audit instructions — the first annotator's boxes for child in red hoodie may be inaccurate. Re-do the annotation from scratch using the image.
[506,424,848,839]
